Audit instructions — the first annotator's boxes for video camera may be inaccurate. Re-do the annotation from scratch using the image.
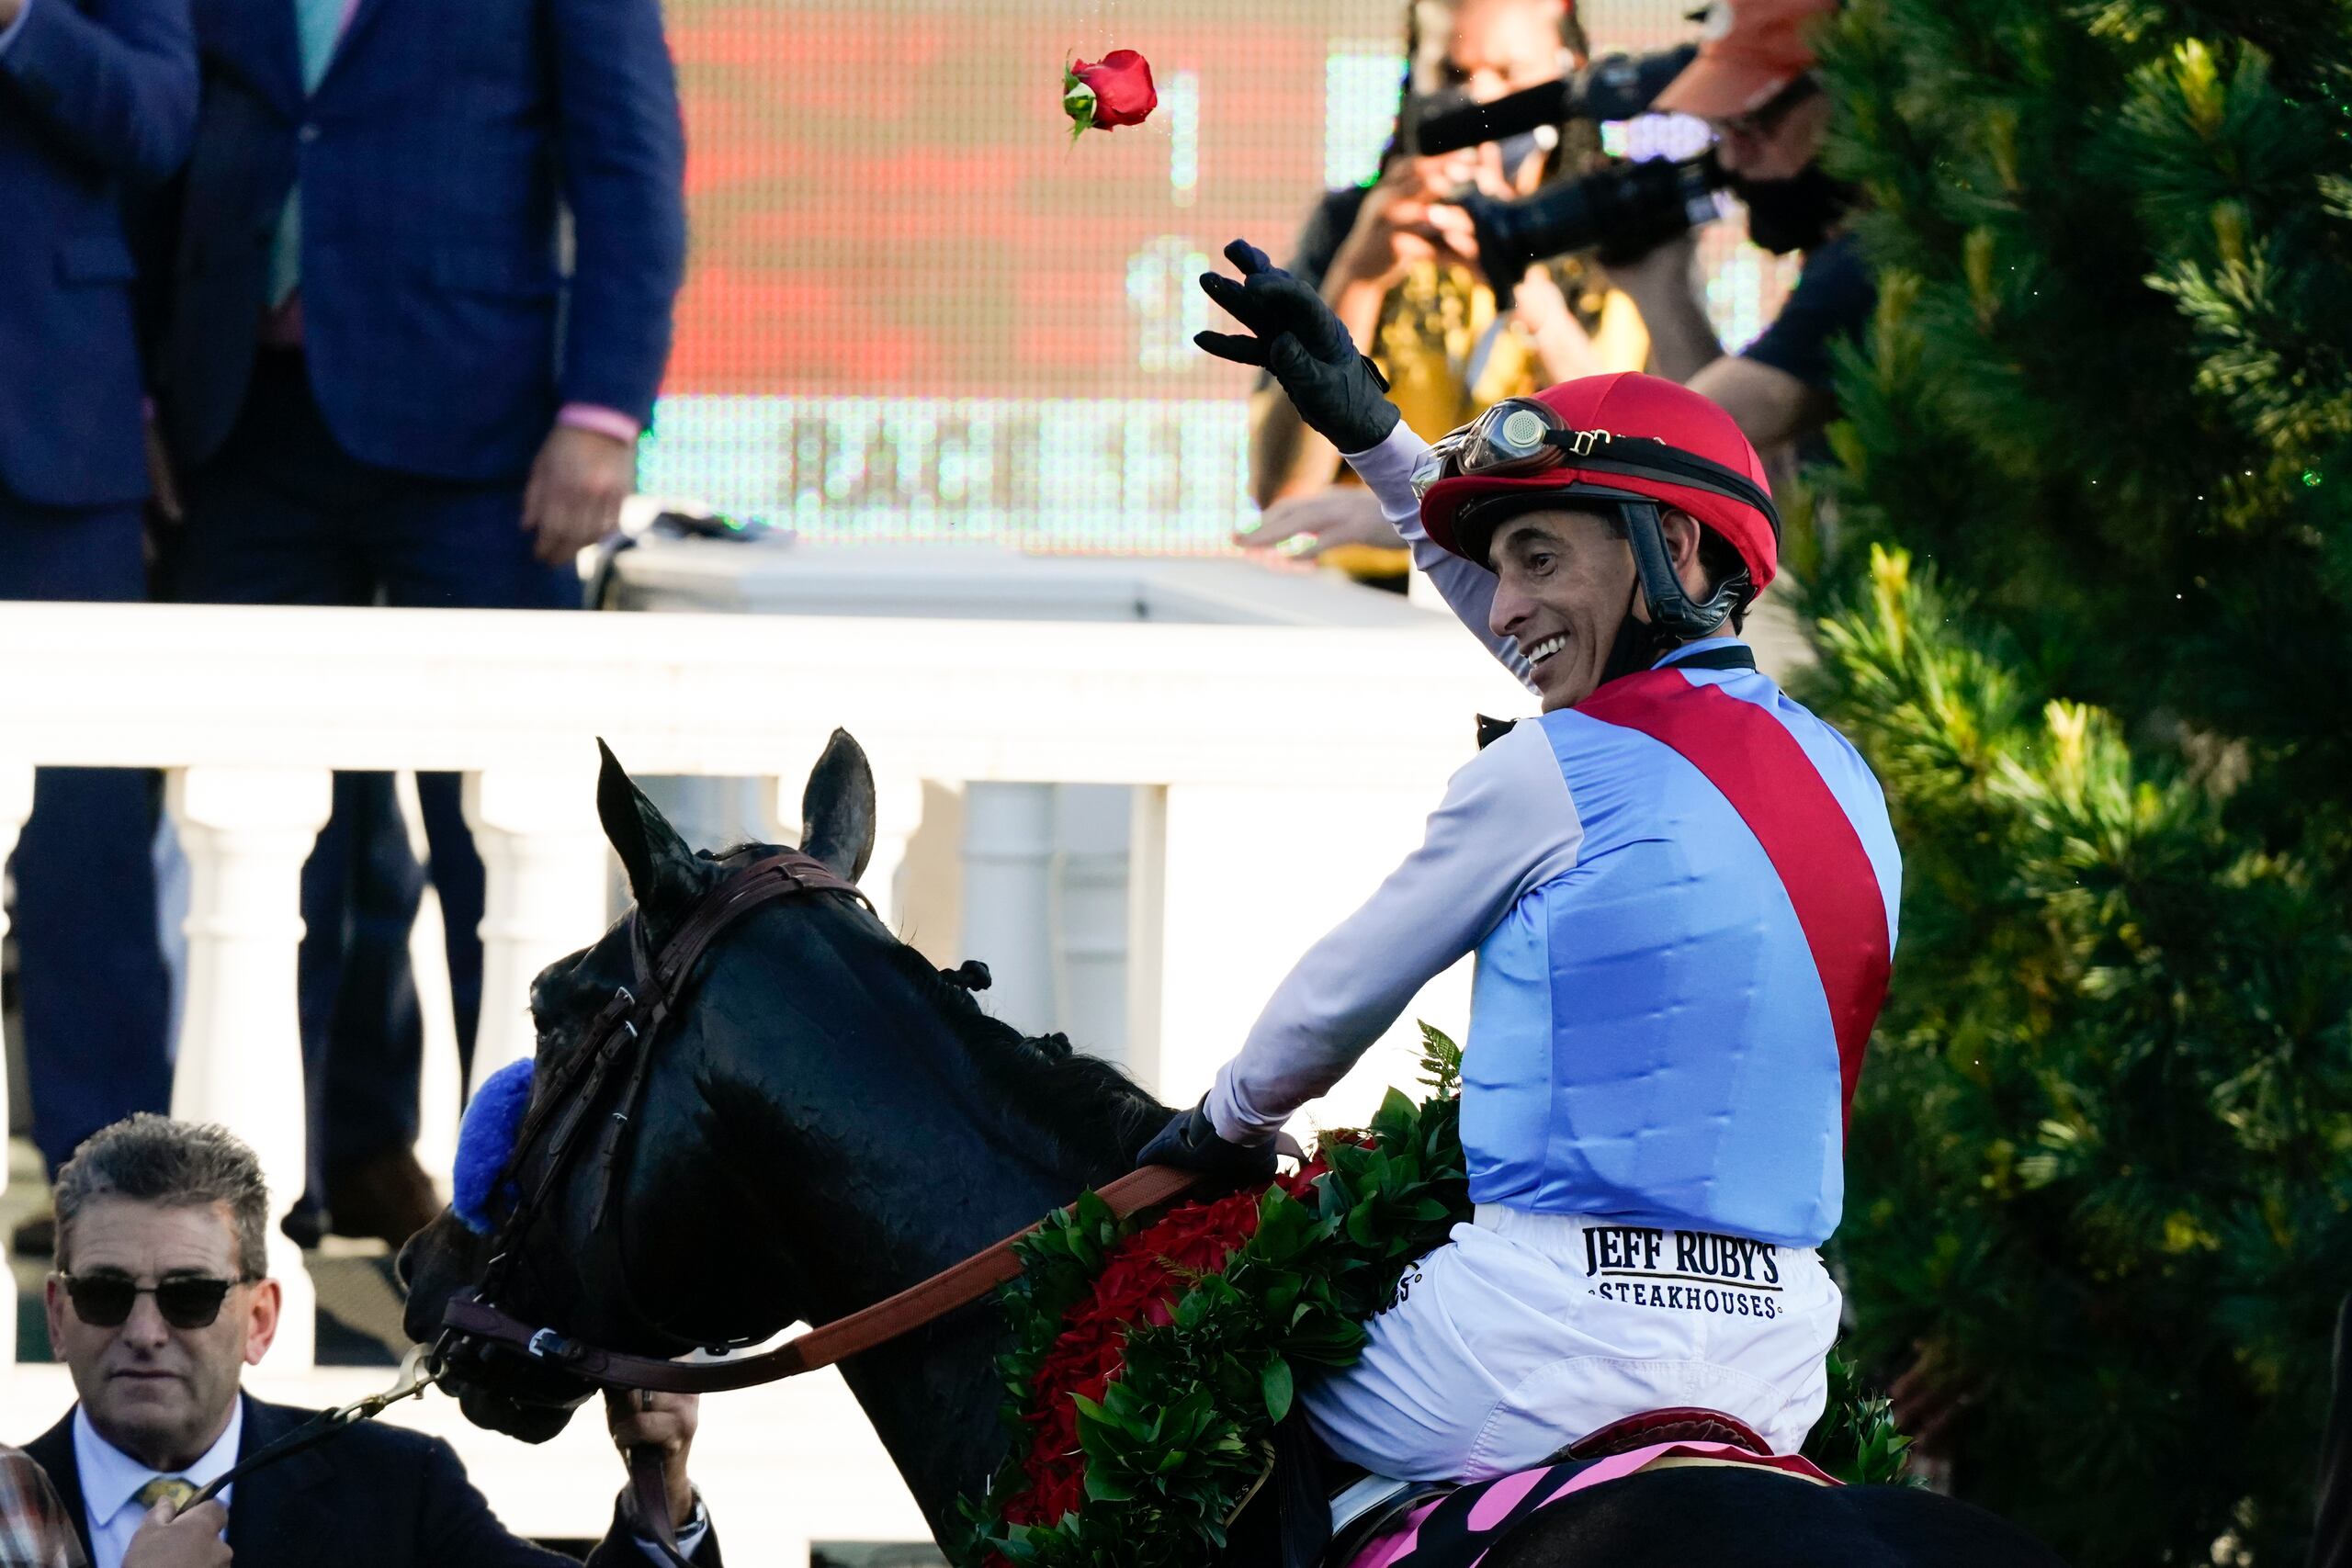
[1448,152,1726,301]
[1403,44,1719,301]
[1412,45,1698,157]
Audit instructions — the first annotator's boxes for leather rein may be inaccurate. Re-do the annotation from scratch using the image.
[422,848,1207,1562]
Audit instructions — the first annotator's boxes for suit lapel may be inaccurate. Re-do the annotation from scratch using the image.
[22,1412,92,1568]
[314,0,390,98]
[223,1397,344,1568]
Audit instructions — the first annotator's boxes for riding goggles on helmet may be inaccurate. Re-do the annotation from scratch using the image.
[1409,395,1781,545]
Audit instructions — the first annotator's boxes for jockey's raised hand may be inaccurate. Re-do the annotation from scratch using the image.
[1136,1096,1279,1183]
[1194,239,1400,455]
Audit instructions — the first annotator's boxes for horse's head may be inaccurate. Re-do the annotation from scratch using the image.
[397,729,885,1440]
[399,731,1169,1461]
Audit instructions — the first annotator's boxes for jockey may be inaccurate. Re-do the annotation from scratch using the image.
[1137,240,1901,1481]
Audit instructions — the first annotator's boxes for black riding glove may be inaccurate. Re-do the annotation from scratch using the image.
[1136,1096,1279,1183]
[1194,239,1401,456]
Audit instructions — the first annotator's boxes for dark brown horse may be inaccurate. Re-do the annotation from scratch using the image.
[400,734,2067,1565]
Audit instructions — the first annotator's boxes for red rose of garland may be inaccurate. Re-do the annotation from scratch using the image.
[1062,50,1157,139]
[996,1163,1327,1533]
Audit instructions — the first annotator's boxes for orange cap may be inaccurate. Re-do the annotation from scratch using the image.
[1652,0,1838,121]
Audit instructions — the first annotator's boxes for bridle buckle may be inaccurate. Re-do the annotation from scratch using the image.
[526,1326,568,1361]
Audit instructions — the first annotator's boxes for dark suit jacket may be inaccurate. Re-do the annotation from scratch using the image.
[25,1393,720,1567]
[156,0,685,480]
[0,0,196,507]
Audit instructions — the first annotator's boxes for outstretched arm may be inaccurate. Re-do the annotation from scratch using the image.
[1197,239,1535,689]
[1205,721,1583,1143]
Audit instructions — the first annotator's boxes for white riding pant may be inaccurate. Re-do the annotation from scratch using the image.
[1299,1204,1840,1482]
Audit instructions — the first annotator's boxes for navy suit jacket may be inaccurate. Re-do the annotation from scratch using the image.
[25,1393,722,1567]
[157,0,685,480]
[0,0,195,507]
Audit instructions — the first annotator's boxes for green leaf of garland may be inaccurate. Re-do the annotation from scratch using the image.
[1260,1355,1294,1424]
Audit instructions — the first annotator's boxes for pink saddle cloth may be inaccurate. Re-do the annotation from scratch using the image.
[1345,1444,1839,1568]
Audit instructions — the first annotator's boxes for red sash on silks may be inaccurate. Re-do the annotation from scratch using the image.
[1577,667,1892,1126]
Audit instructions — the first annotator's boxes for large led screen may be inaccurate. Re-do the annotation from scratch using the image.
[639,0,1795,550]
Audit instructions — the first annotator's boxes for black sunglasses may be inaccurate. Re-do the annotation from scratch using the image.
[59,1272,256,1329]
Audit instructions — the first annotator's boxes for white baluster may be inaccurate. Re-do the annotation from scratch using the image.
[1123,784,1168,1094]
[409,888,463,1200]
[961,783,1057,1033]
[167,765,332,1370]
[1051,784,1133,1064]
[0,761,33,1372]
[463,765,610,1097]
[400,776,462,1198]
[868,774,925,937]
[1144,782,1253,1106]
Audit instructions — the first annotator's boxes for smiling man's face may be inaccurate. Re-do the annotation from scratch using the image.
[47,1197,277,1471]
[1484,506,1644,711]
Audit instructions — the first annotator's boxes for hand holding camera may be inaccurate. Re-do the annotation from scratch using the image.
[1330,163,1482,294]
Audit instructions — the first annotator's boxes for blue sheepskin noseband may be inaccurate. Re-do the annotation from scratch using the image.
[453,1057,536,1235]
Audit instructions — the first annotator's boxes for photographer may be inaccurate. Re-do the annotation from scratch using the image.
[1241,0,1650,566]
[1607,0,1863,452]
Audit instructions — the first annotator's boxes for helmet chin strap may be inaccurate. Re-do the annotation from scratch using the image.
[1597,502,1745,687]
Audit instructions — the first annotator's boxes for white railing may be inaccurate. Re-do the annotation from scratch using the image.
[0,594,1525,1558]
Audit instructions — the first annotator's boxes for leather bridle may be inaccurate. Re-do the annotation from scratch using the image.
[449,849,869,1356]
[430,847,1205,1563]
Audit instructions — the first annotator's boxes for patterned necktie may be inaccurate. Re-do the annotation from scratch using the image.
[266,0,349,308]
[132,1477,199,1514]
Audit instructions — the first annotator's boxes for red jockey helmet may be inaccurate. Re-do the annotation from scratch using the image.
[1413,372,1780,592]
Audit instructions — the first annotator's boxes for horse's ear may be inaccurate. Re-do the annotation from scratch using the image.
[595,739,700,917]
[799,728,876,884]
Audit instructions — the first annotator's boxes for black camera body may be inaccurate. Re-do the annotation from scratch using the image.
[1453,153,1725,300]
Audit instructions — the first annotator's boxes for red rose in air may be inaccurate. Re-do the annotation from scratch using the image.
[1062,50,1157,138]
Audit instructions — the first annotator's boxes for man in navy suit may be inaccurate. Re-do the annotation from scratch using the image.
[150,0,687,1245]
[0,0,195,1225]
[26,1115,722,1568]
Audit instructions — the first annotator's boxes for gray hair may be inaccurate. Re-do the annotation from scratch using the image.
[53,1115,271,1280]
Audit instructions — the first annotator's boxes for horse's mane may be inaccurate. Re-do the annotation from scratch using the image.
[702,844,1170,1177]
[866,929,1171,1177]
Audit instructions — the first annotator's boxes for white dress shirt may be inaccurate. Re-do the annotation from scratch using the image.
[72,1404,238,1568]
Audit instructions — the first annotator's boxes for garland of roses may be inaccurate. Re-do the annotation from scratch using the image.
[956,1026,1911,1568]
[956,1030,1472,1568]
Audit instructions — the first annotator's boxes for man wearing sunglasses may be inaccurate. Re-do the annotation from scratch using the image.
[1142,242,1898,1482]
[1602,0,1866,455]
[23,1116,722,1568]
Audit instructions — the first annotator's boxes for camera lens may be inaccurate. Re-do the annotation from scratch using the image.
[1454,152,1725,301]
